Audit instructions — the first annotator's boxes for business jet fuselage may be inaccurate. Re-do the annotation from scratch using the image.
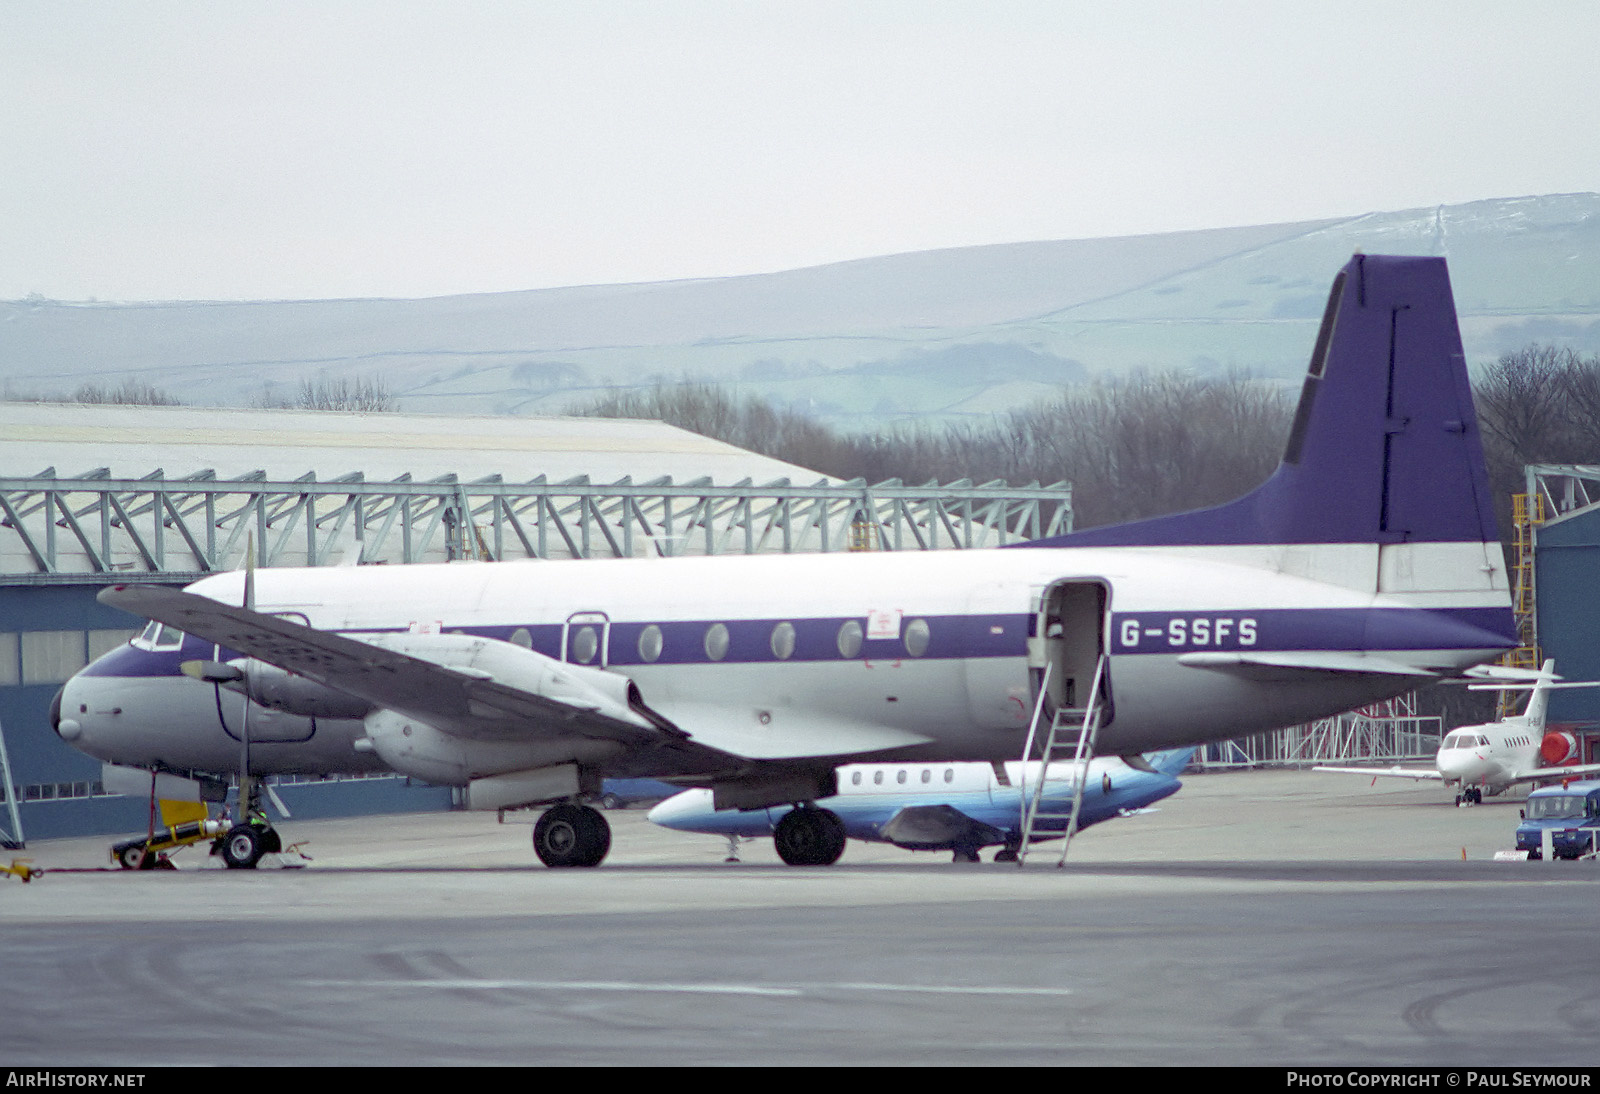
[648,750,1194,863]
[53,254,1517,866]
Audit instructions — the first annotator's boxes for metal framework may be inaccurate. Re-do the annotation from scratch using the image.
[1512,464,1600,678]
[1198,694,1442,768]
[0,468,1073,583]
[0,714,22,848]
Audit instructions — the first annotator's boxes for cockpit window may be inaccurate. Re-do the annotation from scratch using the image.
[133,623,186,651]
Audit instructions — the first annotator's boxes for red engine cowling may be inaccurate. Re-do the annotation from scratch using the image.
[1540,730,1581,766]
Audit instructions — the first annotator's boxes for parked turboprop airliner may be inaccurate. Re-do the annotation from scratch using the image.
[648,750,1193,863]
[1315,660,1600,804]
[54,255,1515,868]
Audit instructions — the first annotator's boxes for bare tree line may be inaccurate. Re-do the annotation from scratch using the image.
[583,345,1600,536]
[1473,345,1600,534]
[248,375,397,412]
[581,372,1296,530]
[9,344,1598,537]
[0,378,182,405]
[3,374,396,412]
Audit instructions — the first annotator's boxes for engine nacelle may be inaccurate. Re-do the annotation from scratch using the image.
[1541,729,1581,766]
[227,660,375,720]
[354,633,642,784]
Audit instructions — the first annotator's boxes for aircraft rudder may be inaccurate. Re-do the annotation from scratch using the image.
[1017,254,1500,551]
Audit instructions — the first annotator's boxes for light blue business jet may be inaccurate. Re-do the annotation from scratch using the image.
[649,750,1193,863]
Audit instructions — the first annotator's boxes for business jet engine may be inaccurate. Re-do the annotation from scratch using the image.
[1541,729,1582,767]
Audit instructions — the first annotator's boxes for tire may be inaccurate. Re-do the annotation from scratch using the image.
[221,824,266,869]
[533,804,611,867]
[773,807,846,866]
[116,843,155,870]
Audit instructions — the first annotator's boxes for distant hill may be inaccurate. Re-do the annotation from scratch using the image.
[3,194,1597,429]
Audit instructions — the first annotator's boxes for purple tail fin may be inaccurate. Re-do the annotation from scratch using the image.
[1022,254,1499,548]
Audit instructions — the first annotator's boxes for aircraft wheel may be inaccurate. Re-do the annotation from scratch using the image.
[116,843,155,870]
[993,846,1020,863]
[773,806,846,866]
[953,848,981,863]
[221,824,266,869]
[533,803,611,867]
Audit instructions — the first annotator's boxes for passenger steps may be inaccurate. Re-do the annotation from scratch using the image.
[1016,654,1107,867]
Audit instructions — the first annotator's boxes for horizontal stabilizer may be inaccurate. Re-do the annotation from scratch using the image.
[1178,650,1438,681]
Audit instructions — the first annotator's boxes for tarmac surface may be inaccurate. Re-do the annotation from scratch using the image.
[4,768,1598,1067]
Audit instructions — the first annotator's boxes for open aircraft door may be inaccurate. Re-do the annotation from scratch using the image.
[1029,579,1113,728]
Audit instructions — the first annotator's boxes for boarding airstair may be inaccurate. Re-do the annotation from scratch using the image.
[1016,654,1107,867]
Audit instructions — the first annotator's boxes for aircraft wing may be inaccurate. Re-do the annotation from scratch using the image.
[1505,764,1600,787]
[97,584,740,768]
[1312,764,1443,781]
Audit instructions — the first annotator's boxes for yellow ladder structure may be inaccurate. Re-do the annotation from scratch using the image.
[1501,492,1545,714]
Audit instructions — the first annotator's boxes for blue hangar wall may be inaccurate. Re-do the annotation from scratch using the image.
[1535,508,1600,749]
[0,582,451,844]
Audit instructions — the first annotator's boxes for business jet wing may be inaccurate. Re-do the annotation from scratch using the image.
[1505,763,1600,786]
[1311,764,1443,781]
[97,584,736,763]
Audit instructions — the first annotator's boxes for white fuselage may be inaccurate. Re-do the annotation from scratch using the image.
[1435,723,1545,793]
[62,537,1511,786]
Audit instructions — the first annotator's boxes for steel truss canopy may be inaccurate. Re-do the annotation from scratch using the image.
[0,468,1072,584]
[1526,464,1600,526]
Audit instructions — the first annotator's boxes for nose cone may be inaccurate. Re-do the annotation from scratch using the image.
[49,684,80,740]
[53,674,92,744]
[1436,746,1489,784]
[646,788,715,831]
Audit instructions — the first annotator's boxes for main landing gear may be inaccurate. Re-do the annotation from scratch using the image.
[532,802,612,867]
[773,805,846,866]
[1456,787,1485,806]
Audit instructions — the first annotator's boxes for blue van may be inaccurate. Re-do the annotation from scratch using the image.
[1514,780,1600,859]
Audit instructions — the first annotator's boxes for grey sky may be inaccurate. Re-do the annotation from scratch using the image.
[4,2,1597,301]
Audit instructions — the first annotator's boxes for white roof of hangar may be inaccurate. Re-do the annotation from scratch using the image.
[0,402,827,485]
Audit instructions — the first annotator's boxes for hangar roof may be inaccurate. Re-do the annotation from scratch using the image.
[0,402,824,485]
